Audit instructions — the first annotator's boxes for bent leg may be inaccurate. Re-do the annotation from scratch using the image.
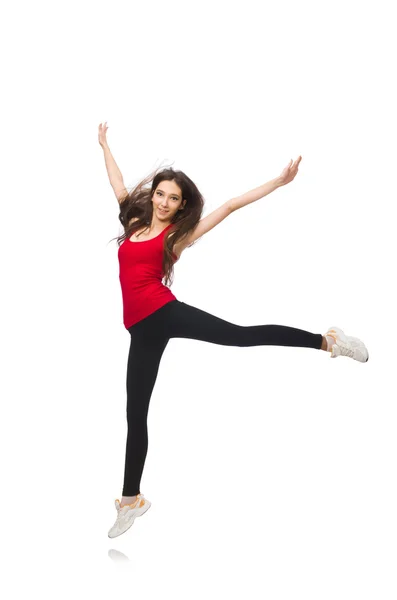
[122,331,169,497]
[163,300,323,350]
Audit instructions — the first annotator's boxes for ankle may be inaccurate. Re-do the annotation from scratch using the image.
[322,334,336,352]
[120,495,137,507]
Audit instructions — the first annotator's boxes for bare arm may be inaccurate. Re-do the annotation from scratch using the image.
[230,156,302,212]
[98,122,128,203]
[230,177,281,212]
[175,157,302,256]
[102,144,128,202]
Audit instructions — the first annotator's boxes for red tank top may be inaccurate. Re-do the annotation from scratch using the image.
[118,222,178,329]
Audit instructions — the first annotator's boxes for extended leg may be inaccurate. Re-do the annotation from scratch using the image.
[163,301,324,350]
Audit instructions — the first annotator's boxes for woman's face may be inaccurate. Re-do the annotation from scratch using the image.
[152,180,185,221]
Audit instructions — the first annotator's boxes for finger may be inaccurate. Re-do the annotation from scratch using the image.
[293,157,301,170]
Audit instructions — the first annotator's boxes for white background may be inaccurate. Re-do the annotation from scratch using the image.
[1,0,396,598]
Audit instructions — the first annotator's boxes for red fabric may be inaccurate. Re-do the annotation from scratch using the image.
[118,222,178,329]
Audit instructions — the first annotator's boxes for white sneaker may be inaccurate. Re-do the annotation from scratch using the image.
[108,493,151,538]
[325,326,369,363]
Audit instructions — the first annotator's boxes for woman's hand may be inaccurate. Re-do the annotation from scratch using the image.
[98,122,109,148]
[277,156,302,186]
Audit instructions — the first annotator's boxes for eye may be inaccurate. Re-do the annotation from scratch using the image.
[157,191,178,200]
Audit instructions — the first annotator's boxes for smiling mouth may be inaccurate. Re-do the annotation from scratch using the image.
[159,209,169,214]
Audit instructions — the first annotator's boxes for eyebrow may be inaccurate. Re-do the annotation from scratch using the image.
[157,189,180,198]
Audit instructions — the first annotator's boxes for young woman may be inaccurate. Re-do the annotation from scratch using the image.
[98,122,369,539]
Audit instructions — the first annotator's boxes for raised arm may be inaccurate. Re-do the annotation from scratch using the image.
[98,122,129,204]
[230,156,302,212]
[174,156,302,256]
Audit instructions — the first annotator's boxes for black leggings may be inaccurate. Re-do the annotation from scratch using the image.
[122,299,323,496]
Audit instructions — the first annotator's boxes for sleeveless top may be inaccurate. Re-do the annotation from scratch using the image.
[118,222,178,329]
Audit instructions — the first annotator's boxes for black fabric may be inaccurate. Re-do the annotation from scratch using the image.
[122,299,323,496]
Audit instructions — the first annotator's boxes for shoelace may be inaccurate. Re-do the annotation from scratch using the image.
[327,331,356,359]
[113,499,142,531]
[335,340,355,358]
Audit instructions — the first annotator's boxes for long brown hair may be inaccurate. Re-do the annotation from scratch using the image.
[109,161,205,287]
